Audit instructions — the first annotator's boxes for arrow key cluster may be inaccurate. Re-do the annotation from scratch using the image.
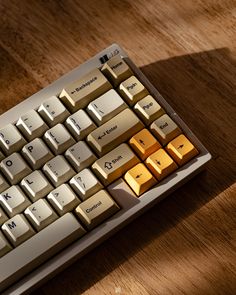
[126,131,198,194]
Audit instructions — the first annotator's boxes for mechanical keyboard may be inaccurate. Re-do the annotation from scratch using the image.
[0,44,211,294]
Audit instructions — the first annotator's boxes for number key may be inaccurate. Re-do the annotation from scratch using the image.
[38,96,70,127]
[16,110,48,141]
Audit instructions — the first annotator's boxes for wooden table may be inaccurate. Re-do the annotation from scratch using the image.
[0,1,235,294]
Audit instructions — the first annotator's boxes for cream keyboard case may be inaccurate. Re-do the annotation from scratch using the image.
[0,44,211,294]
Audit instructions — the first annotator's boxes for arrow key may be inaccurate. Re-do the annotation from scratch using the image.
[166,134,199,166]
[124,163,156,196]
[129,128,161,160]
[145,149,178,180]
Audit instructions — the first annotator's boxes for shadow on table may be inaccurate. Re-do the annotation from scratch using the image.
[32,47,236,295]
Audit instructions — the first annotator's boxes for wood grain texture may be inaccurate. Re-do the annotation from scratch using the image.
[0,0,235,294]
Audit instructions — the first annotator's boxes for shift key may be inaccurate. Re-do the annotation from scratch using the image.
[87,109,144,156]
[92,143,140,186]
[59,68,112,112]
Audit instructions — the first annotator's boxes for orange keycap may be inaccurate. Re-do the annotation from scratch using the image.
[166,134,199,166]
[129,129,161,160]
[124,163,157,196]
[145,148,177,181]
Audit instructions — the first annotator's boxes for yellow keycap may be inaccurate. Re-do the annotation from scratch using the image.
[124,163,157,196]
[145,148,178,181]
[129,129,161,160]
[166,134,199,166]
[119,76,148,106]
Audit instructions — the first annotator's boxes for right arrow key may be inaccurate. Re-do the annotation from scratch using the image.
[166,134,199,166]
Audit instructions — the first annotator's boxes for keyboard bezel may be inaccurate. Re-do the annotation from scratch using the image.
[1,43,211,295]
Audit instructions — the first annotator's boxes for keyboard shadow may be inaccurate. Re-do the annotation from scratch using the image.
[31,47,236,295]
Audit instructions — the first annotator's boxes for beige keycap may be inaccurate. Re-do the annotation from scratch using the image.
[118,76,148,106]
[0,207,8,225]
[0,173,9,193]
[16,110,49,141]
[59,68,112,112]
[43,155,75,187]
[0,153,32,185]
[92,143,140,186]
[70,169,103,200]
[101,55,133,87]
[25,199,58,231]
[87,109,144,156]
[38,96,70,127]
[87,89,127,125]
[47,184,80,215]
[0,213,85,292]
[65,109,96,141]
[21,170,53,201]
[1,214,35,247]
[0,185,31,217]
[22,138,53,169]
[0,231,12,257]
[65,141,97,172]
[75,190,119,230]
[134,95,165,125]
[44,123,75,155]
[0,124,27,155]
[150,114,182,145]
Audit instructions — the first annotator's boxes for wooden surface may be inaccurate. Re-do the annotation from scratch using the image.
[0,0,236,294]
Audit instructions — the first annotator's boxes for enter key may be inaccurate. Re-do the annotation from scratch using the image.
[92,143,140,186]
